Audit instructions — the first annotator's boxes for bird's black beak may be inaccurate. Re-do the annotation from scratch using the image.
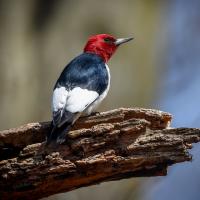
[115,37,134,46]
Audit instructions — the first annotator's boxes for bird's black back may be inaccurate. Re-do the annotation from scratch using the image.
[55,53,109,95]
[47,53,109,144]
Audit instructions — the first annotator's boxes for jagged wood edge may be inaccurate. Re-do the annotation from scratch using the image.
[0,108,200,200]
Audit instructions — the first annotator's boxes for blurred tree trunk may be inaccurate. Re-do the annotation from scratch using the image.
[0,1,167,200]
[0,0,37,128]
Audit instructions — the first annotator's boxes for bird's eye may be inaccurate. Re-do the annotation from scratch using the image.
[104,38,112,43]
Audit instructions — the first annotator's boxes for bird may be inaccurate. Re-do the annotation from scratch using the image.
[47,34,133,144]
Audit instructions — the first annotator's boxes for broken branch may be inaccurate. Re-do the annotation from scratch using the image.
[0,108,200,200]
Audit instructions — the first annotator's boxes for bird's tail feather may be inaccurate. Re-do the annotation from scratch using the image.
[46,122,71,145]
[56,125,71,144]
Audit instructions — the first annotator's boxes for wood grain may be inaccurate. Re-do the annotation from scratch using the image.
[0,108,199,200]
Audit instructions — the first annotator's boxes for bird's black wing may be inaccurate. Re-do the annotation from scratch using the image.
[52,53,109,128]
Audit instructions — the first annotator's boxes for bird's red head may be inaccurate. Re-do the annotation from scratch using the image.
[84,34,133,63]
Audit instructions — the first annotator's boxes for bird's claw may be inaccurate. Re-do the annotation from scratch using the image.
[90,111,101,116]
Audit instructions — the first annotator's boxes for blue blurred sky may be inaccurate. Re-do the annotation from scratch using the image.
[143,1,200,200]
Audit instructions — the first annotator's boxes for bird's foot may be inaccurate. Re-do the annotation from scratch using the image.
[56,137,66,144]
[90,111,101,116]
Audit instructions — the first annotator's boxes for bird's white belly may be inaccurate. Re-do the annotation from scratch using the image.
[84,64,110,115]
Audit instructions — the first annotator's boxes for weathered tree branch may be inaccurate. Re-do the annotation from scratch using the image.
[0,108,200,200]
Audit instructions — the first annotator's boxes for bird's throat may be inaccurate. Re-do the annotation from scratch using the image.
[84,48,114,63]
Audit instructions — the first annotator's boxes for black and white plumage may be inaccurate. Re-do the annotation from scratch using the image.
[47,53,110,144]
[47,34,133,144]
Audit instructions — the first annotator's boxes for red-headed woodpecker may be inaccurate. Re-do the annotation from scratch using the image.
[47,34,133,144]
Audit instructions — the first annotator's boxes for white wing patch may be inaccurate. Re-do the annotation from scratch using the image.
[66,87,99,113]
[52,87,68,112]
[52,86,99,114]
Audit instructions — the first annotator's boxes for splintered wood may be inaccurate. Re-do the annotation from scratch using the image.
[0,108,200,200]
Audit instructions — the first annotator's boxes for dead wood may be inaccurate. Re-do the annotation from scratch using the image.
[0,108,200,200]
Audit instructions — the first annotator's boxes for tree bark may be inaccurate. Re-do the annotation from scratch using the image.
[0,108,200,200]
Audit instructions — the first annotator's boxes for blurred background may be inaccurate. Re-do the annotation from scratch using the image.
[0,0,200,199]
